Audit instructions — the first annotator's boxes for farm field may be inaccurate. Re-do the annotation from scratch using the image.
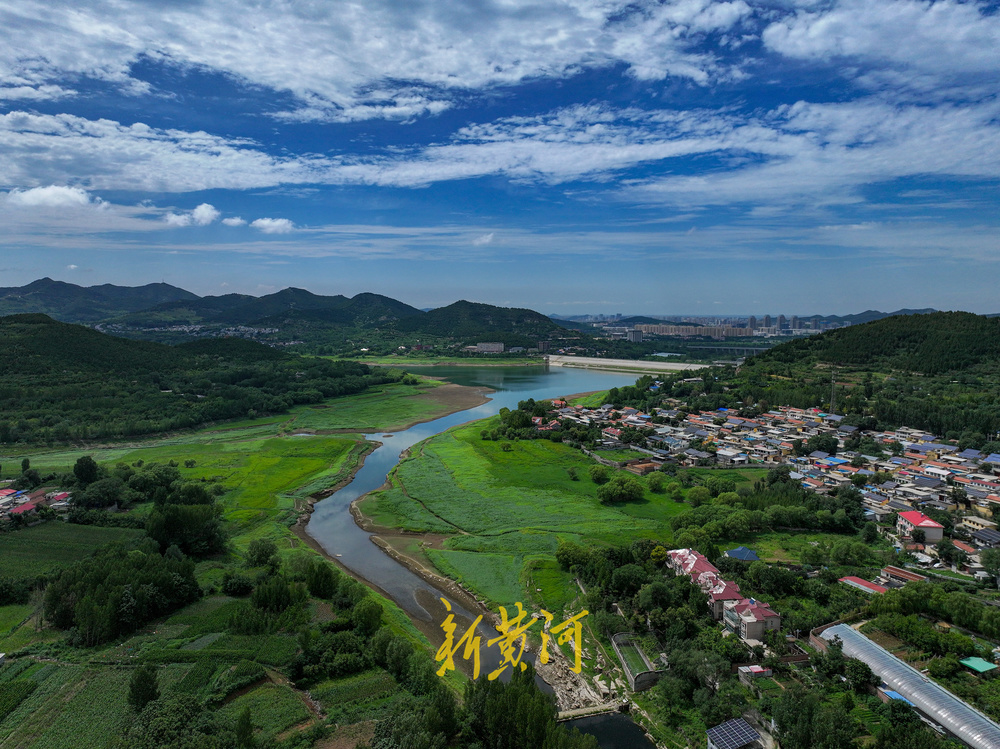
[360,416,691,612]
[0,523,145,578]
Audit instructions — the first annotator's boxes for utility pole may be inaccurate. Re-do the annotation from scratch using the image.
[830,372,836,413]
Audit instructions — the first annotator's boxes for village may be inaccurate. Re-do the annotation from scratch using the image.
[546,393,1000,578]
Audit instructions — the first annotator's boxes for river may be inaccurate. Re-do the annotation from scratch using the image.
[306,365,656,748]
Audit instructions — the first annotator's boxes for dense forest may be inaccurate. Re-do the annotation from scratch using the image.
[0,314,399,444]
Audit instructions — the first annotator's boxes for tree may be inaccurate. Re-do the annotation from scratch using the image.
[73,455,100,487]
[21,457,29,473]
[912,529,926,544]
[982,548,1000,588]
[846,658,878,693]
[352,597,383,637]
[597,474,645,504]
[128,664,160,712]
[687,486,711,507]
[244,538,278,569]
[235,706,254,748]
[589,465,609,484]
[647,472,666,493]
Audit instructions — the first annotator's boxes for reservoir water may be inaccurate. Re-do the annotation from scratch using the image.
[306,364,655,748]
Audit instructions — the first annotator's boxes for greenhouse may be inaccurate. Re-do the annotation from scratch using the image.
[821,624,1000,749]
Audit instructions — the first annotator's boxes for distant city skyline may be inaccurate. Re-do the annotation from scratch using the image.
[1,1,999,313]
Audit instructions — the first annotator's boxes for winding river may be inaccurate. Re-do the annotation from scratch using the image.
[306,365,656,748]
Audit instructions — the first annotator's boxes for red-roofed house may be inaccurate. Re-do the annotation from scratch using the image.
[9,501,38,516]
[723,598,781,641]
[897,511,944,544]
[707,579,743,619]
[839,577,887,595]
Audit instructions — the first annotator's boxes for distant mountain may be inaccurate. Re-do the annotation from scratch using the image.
[0,277,198,323]
[120,288,423,328]
[549,317,595,332]
[808,308,937,326]
[618,316,668,326]
[397,300,563,340]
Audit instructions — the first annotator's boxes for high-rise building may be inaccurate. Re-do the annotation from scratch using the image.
[791,316,801,330]
[763,315,772,328]
[627,329,643,343]
[748,316,757,331]
[778,314,787,330]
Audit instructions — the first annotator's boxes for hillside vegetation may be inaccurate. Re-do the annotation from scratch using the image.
[647,312,1000,438]
[0,314,398,444]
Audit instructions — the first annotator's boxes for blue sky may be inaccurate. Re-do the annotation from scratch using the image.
[1,0,998,314]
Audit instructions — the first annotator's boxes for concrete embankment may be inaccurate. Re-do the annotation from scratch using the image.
[545,355,706,373]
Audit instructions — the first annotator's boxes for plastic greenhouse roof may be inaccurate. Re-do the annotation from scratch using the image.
[821,624,1000,749]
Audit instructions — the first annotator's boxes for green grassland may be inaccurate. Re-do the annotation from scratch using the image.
[0,381,483,747]
[0,523,145,578]
[0,376,465,476]
[361,417,691,612]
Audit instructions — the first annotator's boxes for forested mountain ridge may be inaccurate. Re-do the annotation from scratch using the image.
[396,299,562,339]
[0,277,198,323]
[752,311,1000,375]
[0,280,566,350]
[0,314,397,444]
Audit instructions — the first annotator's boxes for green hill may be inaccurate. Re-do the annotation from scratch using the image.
[692,311,1000,437]
[754,311,1000,376]
[0,278,198,323]
[397,300,563,340]
[0,315,394,444]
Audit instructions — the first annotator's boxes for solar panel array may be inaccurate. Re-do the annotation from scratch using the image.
[706,718,759,749]
[821,624,1000,749]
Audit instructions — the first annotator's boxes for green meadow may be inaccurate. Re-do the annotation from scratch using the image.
[361,417,691,613]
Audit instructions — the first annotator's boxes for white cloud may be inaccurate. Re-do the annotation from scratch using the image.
[472,232,495,246]
[191,203,220,225]
[5,184,93,207]
[222,217,246,226]
[763,0,1000,90]
[163,212,192,227]
[0,111,324,192]
[66,264,77,270]
[251,217,295,234]
[0,84,76,100]
[163,203,220,227]
[0,0,751,116]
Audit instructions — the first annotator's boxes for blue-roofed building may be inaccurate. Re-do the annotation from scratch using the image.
[880,690,914,706]
[725,546,760,562]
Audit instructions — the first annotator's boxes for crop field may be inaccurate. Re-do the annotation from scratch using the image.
[362,418,691,609]
[310,669,399,713]
[218,683,312,738]
[0,523,145,578]
[0,663,188,749]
